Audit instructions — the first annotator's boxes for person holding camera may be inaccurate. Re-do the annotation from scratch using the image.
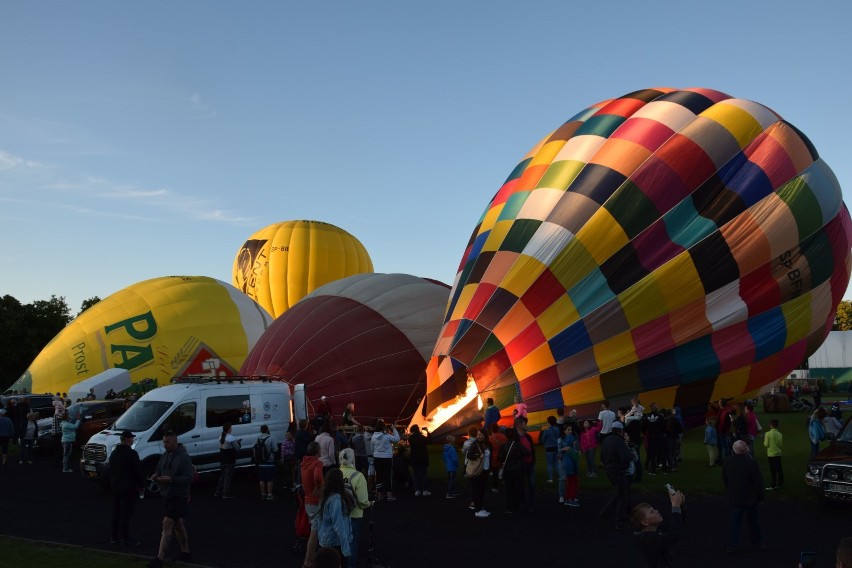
[371,419,399,501]
[630,488,685,568]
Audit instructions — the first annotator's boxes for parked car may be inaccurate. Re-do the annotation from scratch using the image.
[805,414,852,502]
[2,394,57,419]
[36,399,129,451]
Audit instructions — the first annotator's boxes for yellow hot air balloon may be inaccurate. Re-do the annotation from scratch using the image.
[232,220,373,317]
[10,276,273,395]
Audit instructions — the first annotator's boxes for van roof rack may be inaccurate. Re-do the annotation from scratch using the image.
[171,375,291,385]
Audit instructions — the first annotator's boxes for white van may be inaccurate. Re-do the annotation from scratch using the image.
[80,378,293,494]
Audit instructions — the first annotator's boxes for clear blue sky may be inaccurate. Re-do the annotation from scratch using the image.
[2,2,851,313]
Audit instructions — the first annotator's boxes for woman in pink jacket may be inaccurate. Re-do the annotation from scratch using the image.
[579,420,601,478]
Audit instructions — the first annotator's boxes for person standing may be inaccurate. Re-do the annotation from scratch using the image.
[294,420,315,486]
[316,423,338,476]
[442,435,459,499]
[302,442,325,568]
[317,469,353,562]
[580,420,601,478]
[350,426,368,478]
[371,420,400,502]
[339,448,370,568]
[643,404,667,475]
[598,400,616,436]
[256,424,277,500]
[514,417,536,512]
[599,421,632,530]
[148,432,194,568]
[0,408,14,470]
[722,440,765,554]
[808,408,827,458]
[60,411,81,473]
[214,423,238,498]
[488,423,507,493]
[704,417,719,467]
[540,416,561,484]
[407,424,430,496]
[19,411,38,465]
[109,430,144,547]
[763,419,784,491]
[483,398,501,432]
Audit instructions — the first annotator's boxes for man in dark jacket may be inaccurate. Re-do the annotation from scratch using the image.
[599,421,632,529]
[722,439,765,554]
[109,430,144,547]
[148,432,195,568]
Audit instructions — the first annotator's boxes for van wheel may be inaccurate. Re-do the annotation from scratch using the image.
[143,460,162,497]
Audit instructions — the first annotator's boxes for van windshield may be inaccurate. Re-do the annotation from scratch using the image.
[113,400,173,432]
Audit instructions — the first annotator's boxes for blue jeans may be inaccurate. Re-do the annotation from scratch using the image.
[348,516,362,568]
[728,505,761,550]
[584,449,597,475]
[523,462,536,511]
[62,442,73,470]
[544,450,558,481]
[412,466,428,493]
[20,439,34,462]
[446,470,457,495]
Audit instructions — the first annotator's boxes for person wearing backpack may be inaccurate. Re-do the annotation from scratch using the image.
[339,448,370,568]
[255,424,278,500]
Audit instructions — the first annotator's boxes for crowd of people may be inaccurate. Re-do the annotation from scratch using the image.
[0,387,849,568]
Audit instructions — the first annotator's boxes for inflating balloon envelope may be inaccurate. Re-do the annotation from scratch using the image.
[11,276,274,396]
[240,273,450,425]
[413,87,852,437]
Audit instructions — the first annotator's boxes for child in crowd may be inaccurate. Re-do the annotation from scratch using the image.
[703,417,718,467]
[513,395,528,420]
[558,427,580,506]
[763,419,783,490]
[579,420,600,477]
[442,435,459,499]
[280,430,296,491]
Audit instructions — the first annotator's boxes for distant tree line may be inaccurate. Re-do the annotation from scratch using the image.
[833,299,852,331]
[0,295,100,392]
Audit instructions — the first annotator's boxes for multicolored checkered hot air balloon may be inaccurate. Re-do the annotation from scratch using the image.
[414,87,852,436]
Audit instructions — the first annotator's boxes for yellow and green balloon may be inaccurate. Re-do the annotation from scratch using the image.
[11,276,273,396]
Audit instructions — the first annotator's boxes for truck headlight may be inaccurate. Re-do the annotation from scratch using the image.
[807,464,822,477]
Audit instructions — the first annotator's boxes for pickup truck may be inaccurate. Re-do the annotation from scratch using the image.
[805,414,852,501]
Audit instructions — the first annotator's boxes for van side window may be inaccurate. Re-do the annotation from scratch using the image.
[152,402,197,440]
[207,395,252,428]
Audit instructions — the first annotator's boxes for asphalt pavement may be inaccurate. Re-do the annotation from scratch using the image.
[0,453,848,568]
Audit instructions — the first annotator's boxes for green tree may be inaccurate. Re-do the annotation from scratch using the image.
[78,296,101,316]
[833,300,852,331]
[0,294,72,392]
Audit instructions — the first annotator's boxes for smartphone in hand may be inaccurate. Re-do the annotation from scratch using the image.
[800,552,816,568]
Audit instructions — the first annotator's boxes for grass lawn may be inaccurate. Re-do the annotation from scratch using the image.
[0,536,151,567]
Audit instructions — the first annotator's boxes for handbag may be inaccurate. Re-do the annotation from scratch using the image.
[464,443,484,479]
[497,441,515,480]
